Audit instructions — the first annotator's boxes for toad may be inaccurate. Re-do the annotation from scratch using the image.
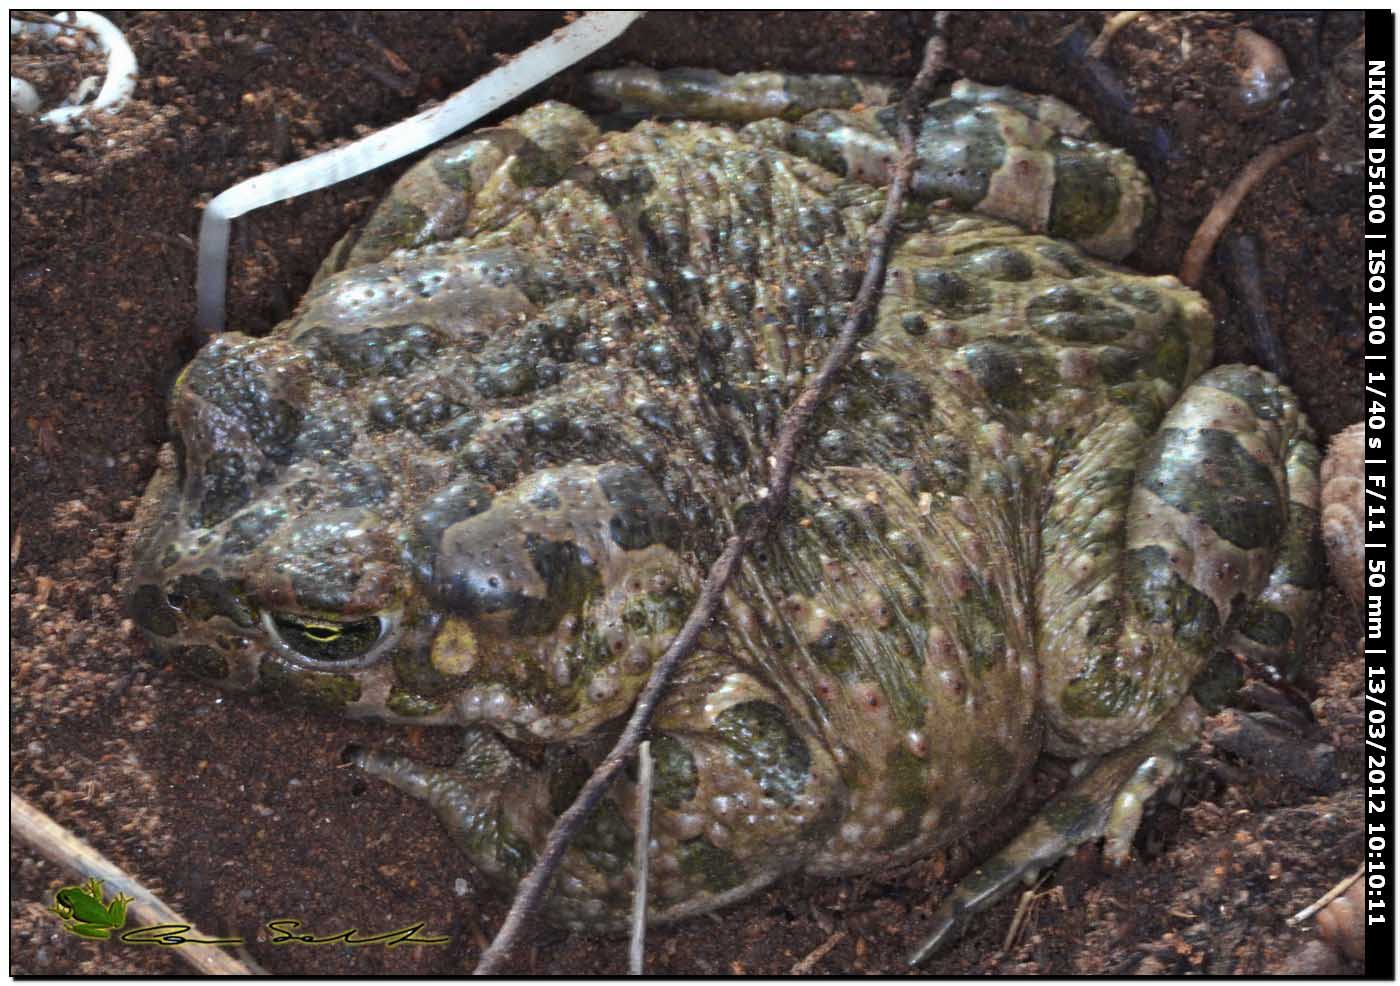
[127,69,1322,950]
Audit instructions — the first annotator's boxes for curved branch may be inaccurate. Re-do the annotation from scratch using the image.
[471,12,954,975]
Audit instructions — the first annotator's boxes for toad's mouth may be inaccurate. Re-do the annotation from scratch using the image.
[260,608,403,672]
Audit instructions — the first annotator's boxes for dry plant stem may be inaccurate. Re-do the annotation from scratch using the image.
[11,792,263,975]
[1001,872,1052,953]
[1289,864,1364,926]
[1002,889,1033,953]
[470,13,952,975]
[628,740,653,975]
[1085,10,1146,60]
[790,930,848,975]
[1179,131,1318,288]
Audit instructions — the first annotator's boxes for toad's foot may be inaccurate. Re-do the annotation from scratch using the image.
[908,697,1203,965]
[349,731,543,891]
[349,676,845,932]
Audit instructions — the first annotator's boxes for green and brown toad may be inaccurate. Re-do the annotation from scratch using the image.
[126,70,1322,953]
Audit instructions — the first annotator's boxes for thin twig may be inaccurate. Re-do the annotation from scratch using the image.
[11,792,263,975]
[469,13,953,975]
[1179,131,1318,288]
[1288,864,1364,926]
[1085,10,1146,60]
[10,10,102,41]
[628,740,653,975]
[791,930,848,975]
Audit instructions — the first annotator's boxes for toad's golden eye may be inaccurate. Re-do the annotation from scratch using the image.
[269,613,384,663]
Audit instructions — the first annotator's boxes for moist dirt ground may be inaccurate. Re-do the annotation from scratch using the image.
[10,11,1369,975]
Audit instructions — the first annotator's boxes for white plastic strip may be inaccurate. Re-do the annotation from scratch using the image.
[195,10,644,336]
[9,11,139,124]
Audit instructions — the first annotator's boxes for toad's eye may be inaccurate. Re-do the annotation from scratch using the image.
[266,612,386,664]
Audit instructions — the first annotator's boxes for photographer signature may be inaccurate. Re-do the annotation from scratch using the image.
[115,920,448,948]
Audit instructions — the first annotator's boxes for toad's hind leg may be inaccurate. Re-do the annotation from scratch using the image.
[589,69,1153,260]
[314,101,600,281]
[908,366,1323,961]
[1039,364,1321,759]
[907,696,1202,965]
[1223,394,1325,680]
[751,78,1153,260]
[586,67,899,123]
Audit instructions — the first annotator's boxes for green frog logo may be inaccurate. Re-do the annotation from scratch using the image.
[49,878,133,940]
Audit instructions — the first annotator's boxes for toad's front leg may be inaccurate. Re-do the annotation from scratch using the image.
[352,669,843,931]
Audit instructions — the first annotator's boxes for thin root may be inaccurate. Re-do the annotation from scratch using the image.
[1179,131,1318,288]
[1086,11,1147,60]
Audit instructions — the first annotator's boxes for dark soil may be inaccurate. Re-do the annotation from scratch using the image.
[10,11,1368,975]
